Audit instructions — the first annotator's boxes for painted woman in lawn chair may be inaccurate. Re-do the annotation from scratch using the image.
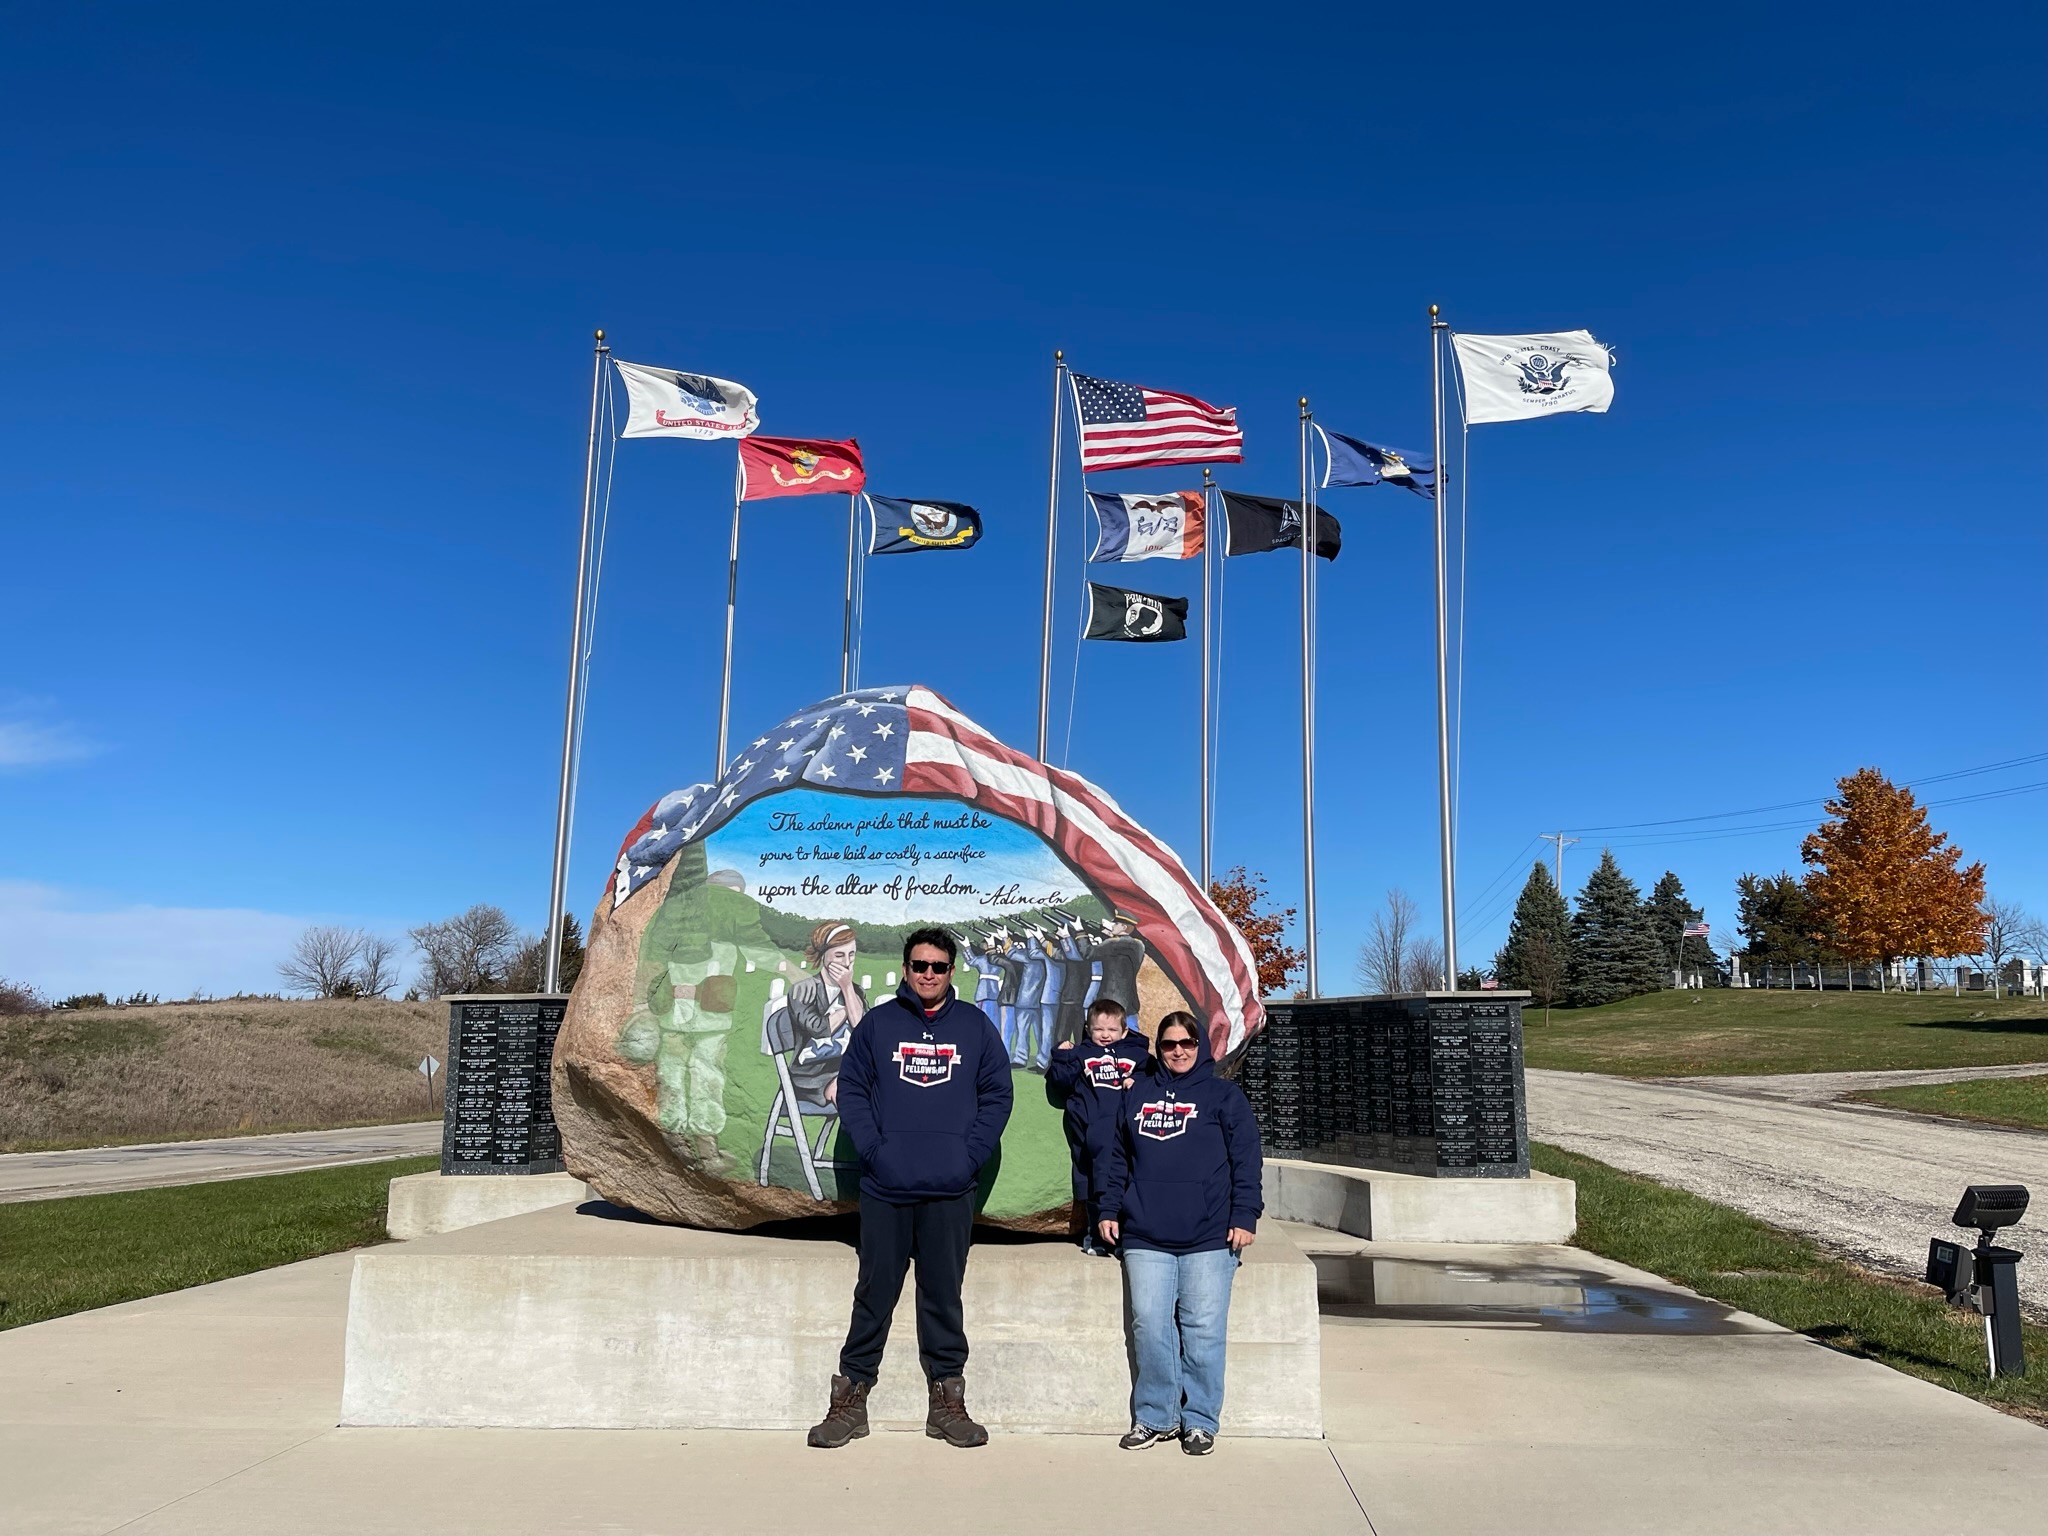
[758,921,865,1197]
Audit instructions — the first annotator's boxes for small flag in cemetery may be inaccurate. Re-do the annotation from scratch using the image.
[1072,372,1244,473]
[614,359,760,439]
[1316,427,1435,497]
[1682,921,1710,937]
[1084,581,1189,643]
[1087,490,1205,562]
[1449,330,1615,423]
[868,497,983,555]
[739,436,865,499]
[1219,491,1341,560]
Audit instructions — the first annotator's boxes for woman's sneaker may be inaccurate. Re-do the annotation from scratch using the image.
[1119,1424,1180,1450]
[1181,1429,1216,1455]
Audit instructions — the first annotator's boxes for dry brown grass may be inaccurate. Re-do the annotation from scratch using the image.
[0,998,447,1152]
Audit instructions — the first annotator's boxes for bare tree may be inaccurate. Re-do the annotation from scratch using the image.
[410,905,520,997]
[279,926,367,998]
[1977,898,2041,1000]
[354,935,403,999]
[1356,889,1421,994]
[0,977,46,1015]
[1520,928,1567,1023]
[1401,936,1446,992]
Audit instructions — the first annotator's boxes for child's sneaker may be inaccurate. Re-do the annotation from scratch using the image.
[1119,1424,1180,1450]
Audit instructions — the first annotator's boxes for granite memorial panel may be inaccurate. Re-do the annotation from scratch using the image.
[441,993,568,1175]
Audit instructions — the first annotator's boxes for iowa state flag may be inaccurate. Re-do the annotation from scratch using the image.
[1087,491,1205,562]
[739,436,865,500]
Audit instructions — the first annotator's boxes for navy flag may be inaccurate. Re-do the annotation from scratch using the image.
[1219,491,1341,560]
[1315,426,1434,497]
[1084,581,1188,643]
[867,497,983,555]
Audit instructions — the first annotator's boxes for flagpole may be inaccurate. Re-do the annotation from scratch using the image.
[1430,305,1459,985]
[840,491,857,694]
[716,453,743,774]
[1200,467,1215,892]
[1038,349,1065,762]
[544,327,609,996]
[1298,398,1319,999]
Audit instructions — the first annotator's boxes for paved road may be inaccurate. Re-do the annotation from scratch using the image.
[0,1122,441,1203]
[1527,1066,2048,1313]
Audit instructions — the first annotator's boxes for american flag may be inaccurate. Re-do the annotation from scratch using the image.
[607,685,1265,1056]
[1682,921,1711,937]
[1072,372,1244,474]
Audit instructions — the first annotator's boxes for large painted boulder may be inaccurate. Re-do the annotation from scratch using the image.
[553,684,1265,1231]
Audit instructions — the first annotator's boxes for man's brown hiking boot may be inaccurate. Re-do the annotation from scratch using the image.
[925,1375,988,1447]
[806,1375,870,1448]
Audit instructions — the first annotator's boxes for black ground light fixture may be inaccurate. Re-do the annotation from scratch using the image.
[1925,1184,2028,1379]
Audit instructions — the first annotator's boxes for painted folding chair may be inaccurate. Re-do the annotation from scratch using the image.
[756,989,846,1201]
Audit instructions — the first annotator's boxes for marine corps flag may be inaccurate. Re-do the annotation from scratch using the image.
[867,497,983,555]
[739,436,865,500]
[1084,581,1188,643]
[1219,491,1341,560]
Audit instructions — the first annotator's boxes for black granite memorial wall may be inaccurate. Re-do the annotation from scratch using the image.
[441,994,568,1175]
[1232,992,1529,1178]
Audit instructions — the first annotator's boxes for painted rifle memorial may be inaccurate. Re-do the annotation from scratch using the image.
[552,684,1265,1231]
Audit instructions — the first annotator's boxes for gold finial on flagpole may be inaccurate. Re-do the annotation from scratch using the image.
[1055,348,1064,363]
[594,328,605,342]
[1429,304,1438,318]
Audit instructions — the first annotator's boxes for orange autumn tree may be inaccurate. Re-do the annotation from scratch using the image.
[1801,768,1985,965]
[1208,865,1305,997]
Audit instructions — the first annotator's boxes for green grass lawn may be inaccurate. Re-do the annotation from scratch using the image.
[1521,988,2048,1077]
[1851,1074,2048,1132]
[0,1154,436,1331]
[1532,1141,2048,1425]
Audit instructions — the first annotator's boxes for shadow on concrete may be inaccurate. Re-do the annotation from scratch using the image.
[569,1197,1075,1248]
[1313,1253,1755,1335]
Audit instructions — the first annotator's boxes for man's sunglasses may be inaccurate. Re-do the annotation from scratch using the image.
[1159,1037,1198,1053]
[906,959,954,975]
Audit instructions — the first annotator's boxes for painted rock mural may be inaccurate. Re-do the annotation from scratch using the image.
[552,684,1265,1231]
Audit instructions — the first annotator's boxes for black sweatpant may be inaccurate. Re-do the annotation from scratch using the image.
[838,1189,975,1386]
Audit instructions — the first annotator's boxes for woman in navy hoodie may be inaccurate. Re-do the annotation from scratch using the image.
[1096,1010,1262,1456]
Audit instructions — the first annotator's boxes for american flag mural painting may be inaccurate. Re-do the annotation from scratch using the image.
[1071,372,1245,474]
[607,685,1266,1056]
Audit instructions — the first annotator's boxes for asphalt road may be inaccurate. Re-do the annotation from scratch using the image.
[0,1122,441,1204]
[1527,1065,2048,1313]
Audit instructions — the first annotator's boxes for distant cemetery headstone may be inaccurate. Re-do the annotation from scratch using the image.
[442,995,567,1175]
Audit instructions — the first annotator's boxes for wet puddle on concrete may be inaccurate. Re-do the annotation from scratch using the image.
[1311,1253,1749,1334]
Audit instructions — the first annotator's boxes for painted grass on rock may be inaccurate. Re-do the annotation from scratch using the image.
[1852,1073,2048,1132]
[0,1154,437,1331]
[1522,989,2048,1078]
[1532,1142,2048,1426]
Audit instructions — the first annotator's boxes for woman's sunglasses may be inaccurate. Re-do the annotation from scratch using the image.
[1159,1037,1198,1053]
[906,959,954,975]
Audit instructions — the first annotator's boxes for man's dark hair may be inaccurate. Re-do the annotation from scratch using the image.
[1085,998,1126,1022]
[902,926,958,965]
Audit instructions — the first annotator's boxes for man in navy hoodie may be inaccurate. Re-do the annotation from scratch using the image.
[1096,1010,1262,1455]
[808,926,1014,1450]
[1046,997,1150,1253]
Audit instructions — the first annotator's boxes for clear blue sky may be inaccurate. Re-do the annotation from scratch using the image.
[3,4,2043,999]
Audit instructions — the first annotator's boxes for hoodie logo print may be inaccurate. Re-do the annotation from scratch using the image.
[893,1040,958,1088]
[1084,1054,1136,1090]
[1134,1100,1198,1140]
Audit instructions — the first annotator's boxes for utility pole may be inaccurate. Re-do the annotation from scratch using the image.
[1538,831,1580,894]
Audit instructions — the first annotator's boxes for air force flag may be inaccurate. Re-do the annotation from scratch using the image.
[1449,330,1615,424]
[1314,428,1435,497]
[614,359,760,439]
[867,497,983,555]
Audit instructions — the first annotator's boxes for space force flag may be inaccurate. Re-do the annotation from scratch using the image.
[1315,427,1434,497]
[739,436,865,499]
[1084,581,1188,643]
[1450,330,1615,423]
[1219,491,1341,560]
[868,497,983,555]
[1087,491,1205,562]
[614,359,760,439]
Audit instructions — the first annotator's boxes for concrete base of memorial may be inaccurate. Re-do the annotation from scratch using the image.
[340,1198,1322,1436]
[384,1172,590,1240]
[1263,1158,1576,1244]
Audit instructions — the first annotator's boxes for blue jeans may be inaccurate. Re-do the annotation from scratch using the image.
[1122,1246,1237,1435]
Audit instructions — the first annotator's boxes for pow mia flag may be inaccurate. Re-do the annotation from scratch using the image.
[1084,581,1189,643]
[1219,491,1342,560]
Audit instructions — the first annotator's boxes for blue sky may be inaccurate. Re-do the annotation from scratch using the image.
[2,4,2042,998]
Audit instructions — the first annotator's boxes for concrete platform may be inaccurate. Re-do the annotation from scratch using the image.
[384,1171,588,1239]
[341,1200,1322,1436]
[1264,1157,1576,1243]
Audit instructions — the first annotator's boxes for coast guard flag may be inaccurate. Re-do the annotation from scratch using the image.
[1219,491,1341,560]
[1084,581,1188,642]
[1087,491,1205,562]
[614,359,760,439]
[1450,330,1615,423]
[739,436,865,499]
[1315,427,1434,498]
[1072,372,1243,473]
[867,497,983,555]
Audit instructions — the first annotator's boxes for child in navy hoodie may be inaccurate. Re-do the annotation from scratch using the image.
[1097,1010,1262,1454]
[1047,998,1150,1253]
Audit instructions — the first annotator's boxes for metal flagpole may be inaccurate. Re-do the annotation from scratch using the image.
[1430,306,1458,985]
[1201,466,1216,891]
[1038,350,1065,762]
[544,328,609,995]
[840,492,857,694]
[1298,399,1319,998]
[715,452,744,774]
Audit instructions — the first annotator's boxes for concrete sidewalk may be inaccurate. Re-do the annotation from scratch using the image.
[2,1220,2044,1534]
[0,1122,440,1203]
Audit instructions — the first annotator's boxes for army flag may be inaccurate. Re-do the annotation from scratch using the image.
[1084,581,1188,643]
[614,360,760,440]
[1449,330,1615,423]
[1315,427,1434,498]
[1219,491,1341,560]
[868,497,983,555]
[1087,490,1205,562]
[739,436,865,499]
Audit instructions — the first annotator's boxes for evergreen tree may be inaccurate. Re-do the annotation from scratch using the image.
[1496,862,1572,1017]
[1567,850,1665,1007]
[1644,872,1717,982]
[1734,872,1820,965]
